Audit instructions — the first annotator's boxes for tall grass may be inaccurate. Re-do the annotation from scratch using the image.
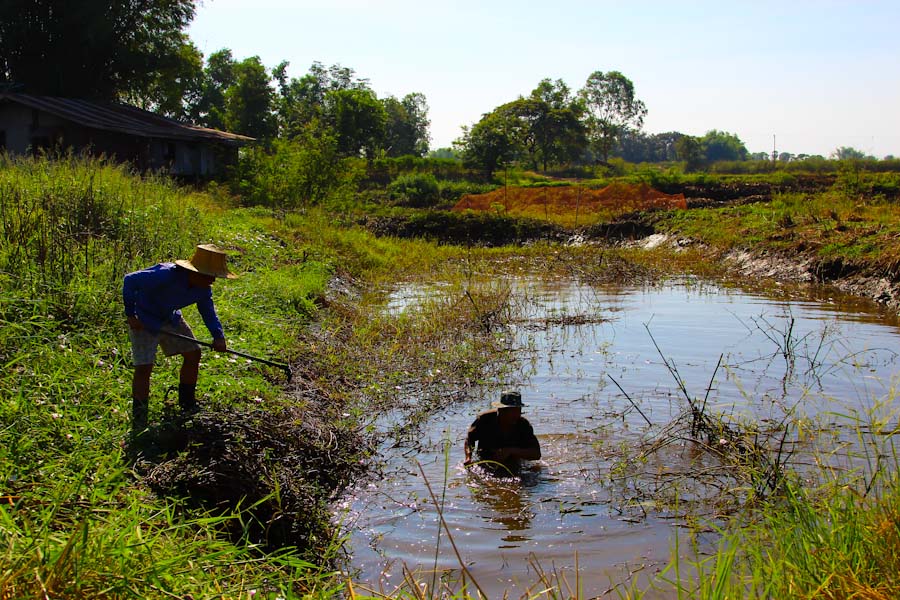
[641,382,900,600]
[653,456,900,599]
[0,154,347,598]
[0,153,205,325]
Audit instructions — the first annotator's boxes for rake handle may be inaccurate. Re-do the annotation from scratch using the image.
[160,329,293,381]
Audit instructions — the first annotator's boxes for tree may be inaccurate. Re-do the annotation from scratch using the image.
[181,50,277,138]
[429,147,460,160]
[831,146,870,160]
[223,57,276,140]
[579,71,647,162]
[382,93,430,157]
[132,39,204,120]
[516,79,586,171]
[325,88,386,158]
[458,110,519,178]
[276,62,370,139]
[675,136,704,172]
[701,130,748,162]
[190,49,237,130]
[617,131,683,163]
[0,0,196,101]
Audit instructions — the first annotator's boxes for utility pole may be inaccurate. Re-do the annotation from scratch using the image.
[772,134,777,163]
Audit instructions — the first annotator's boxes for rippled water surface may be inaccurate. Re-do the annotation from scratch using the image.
[343,278,900,597]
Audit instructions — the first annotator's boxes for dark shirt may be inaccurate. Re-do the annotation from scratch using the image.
[465,409,540,461]
[122,262,224,338]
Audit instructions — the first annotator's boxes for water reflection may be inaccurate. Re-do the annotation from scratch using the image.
[465,468,539,536]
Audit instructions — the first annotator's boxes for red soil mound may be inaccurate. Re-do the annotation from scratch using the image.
[453,182,686,217]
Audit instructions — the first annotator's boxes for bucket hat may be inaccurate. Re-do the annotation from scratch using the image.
[492,389,525,409]
[175,244,237,279]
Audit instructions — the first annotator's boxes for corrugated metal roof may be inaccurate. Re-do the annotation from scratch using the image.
[0,93,255,145]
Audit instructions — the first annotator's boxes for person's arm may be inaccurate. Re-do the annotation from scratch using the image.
[464,421,479,465]
[122,271,142,321]
[195,292,226,350]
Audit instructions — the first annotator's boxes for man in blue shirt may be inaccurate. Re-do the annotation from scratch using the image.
[123,244,236,432]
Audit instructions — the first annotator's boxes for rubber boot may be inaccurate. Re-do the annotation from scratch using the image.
[132,397,149,433]
[178,383,198,414]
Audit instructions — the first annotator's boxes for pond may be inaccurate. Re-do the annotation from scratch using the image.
[341,276,900,598]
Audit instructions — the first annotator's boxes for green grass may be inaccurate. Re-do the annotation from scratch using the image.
[655,188,900,278]
[0,154,346,598]
[650,469,900,600]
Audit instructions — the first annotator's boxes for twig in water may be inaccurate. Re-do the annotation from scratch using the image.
[644,324,694,410]
[608,374,652,427]
[430,438,452,598]
[698,353,724,433]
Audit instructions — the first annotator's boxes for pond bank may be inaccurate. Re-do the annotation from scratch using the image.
[626,231,900,312]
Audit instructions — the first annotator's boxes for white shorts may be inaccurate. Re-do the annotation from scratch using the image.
[129,318,200,366]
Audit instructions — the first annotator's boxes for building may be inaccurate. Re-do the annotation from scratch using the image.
[0,93,254,177]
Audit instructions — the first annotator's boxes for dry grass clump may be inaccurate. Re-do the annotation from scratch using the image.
[140,401,370,555]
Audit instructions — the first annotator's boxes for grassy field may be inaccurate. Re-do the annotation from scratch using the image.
[655,188,900,279]
[3,153,900,599]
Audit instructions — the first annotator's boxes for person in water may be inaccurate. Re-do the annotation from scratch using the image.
[464,390,541,472]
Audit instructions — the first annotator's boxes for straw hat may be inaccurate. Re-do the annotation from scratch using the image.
[175,244,237,279]
[492,389,525,409]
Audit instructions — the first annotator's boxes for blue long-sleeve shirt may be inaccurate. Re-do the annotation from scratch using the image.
[122,263,225,339]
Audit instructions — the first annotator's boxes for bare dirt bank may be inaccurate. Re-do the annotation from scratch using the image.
[630,232,900,314]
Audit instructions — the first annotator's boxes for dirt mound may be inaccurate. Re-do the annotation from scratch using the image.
[138,405,369,554]
[453,183,686,220]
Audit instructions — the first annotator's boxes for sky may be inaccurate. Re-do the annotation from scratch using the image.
[188,0,900,158]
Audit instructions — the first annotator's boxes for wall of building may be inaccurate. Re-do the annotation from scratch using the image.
[0,103,235,177]
[0,103,38,153]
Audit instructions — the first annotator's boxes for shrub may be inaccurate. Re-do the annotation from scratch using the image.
[389,172,440,207]
[362,155,471,186]
[438,180,497,204]
[232,129,349,209]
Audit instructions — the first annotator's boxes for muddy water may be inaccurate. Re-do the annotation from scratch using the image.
[343,277,900,598]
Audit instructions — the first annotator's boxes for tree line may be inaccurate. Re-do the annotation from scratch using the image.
[0,0,888,180]
[454,72,769,177]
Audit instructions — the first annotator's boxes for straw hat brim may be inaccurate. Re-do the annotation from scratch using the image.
[175,259,237,279]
